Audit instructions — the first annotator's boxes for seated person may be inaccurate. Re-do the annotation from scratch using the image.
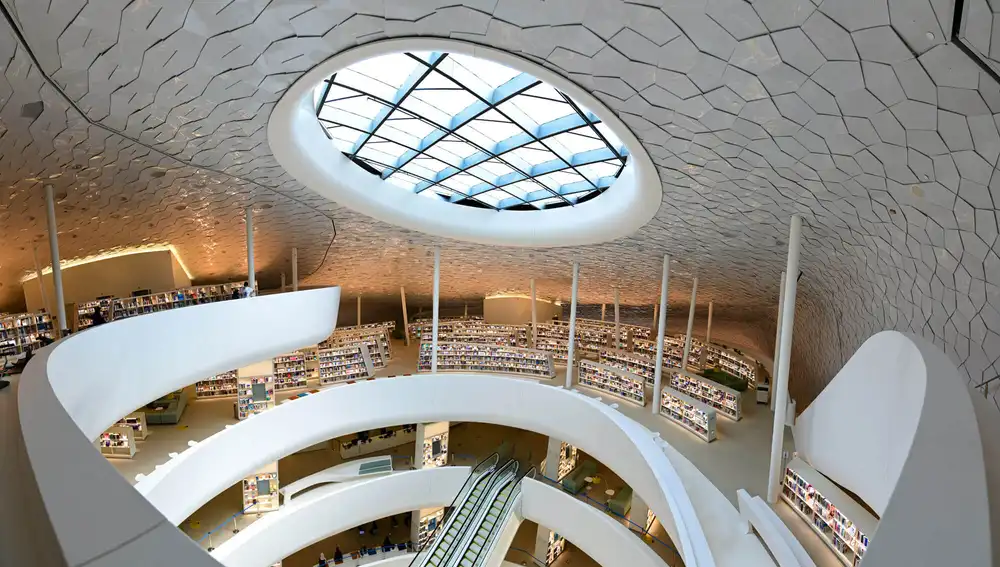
[318,552,328,567]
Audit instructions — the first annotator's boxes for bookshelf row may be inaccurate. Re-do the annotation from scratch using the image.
[237,375,275,420]
[659,388,716,442]
[577,360,645,406]
[781,459,875,566]
[323,326,391,368]
[417,342,555,379]
[705,344,758,388]
[0,312,54,355]
[110,283,245,321]
[244,464,280,513]
[407,317,482,340]
[669,371,742,421]
[319,344,375,385]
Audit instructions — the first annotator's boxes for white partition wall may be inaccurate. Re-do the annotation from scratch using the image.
[792,331,991,567]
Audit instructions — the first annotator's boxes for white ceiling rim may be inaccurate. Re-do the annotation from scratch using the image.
[267,37,661,247]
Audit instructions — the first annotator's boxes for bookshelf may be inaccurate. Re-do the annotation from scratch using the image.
[115,411,149,441]
[417,342,555,379]
[237,375,275,420]
[546,532,566,564]
[77,299,112,329]
[422,430,449,468]
[110,283,243,321]
[705,344,758,388]
[418,508,446,549]
[407,317,482,340]
[323,327,390,368]
[534,322,570,362]
[659,387,716,442]
[196,370,238,398]
[243,463,280,513]
[0,311,54,355]
[273,351,309,390]
[439,323,529,348]
[669,370,742,421]
[318,344,374,385]
[578,360,645,406]
[598,348,656,385]
[96,426,135,459]
[781,458,875,566]
[541,442,579,482]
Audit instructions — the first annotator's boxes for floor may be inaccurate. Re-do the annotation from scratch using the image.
[106,338,836,567]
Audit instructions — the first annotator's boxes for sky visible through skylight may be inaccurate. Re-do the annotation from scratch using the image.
[314,51,628,211]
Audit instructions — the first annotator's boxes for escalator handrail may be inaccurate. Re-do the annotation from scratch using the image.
[407,453,500,567]
[432,460,519,567]
[466,467,535,567]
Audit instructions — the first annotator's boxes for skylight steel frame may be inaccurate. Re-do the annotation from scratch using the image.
[315,51,628,210]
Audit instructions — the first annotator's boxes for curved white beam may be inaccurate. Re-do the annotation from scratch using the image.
[793,331,991,567]
[17,288,341,567]
[135,374,714,567]
[282,456,394,500]
[213,467,471,567]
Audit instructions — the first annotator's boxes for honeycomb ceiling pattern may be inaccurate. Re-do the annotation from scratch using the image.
[0,0,997,410]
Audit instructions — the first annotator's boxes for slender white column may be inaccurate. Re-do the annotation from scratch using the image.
[401,286,410,346]
[464,303,468,318]
[31,243,51,317]
[245,206,255,291]
[652,300,659,332]
[291,248,298,291]
[701,301,714,367]
[614,288,621,347]
[280,272,286,293]
[652,255,670,415]
[357,295,362,326]
[44,185,67,334]
[530,279,538,348]
[432,248,441,373]
[771,272,786,411]
[565,262,580,388]
[630,493,650,534]
[601,303,606,321]
[767,216,802,503]
[681,277,698,369]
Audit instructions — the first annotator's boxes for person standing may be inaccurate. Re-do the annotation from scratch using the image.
[242,281,254,298]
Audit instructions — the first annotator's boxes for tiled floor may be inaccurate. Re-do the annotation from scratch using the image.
[107,338,837,567]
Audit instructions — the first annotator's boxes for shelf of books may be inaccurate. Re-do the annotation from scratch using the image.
[422,429,449,468]
[407,317,482,340]
[324,327,390,368]
[243,463,280,513]
[115,411,149,441]
[196,369,238,398]
[534,323,570,362]
[417,342,555,379]
[542,441,579,482]
[96,426,136,459]
[781,458,875,566]
[418,507,446,549]
[110,283,244,321]
[273,351,309,390]
[77,299,112,329]
[578,360,645,406]
[547,532,567,564]
[439,323,529,348]
[237,375,275,420]
[598,348,656,385]
[318,344,374,385]
[0,311,54,355]
[633,335,703,370]
[659,387,716,442]
[705,344,758,388]
[669,370,742,421]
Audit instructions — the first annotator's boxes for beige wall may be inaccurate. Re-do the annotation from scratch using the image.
[484,296,561,325]
[22,250,187,312]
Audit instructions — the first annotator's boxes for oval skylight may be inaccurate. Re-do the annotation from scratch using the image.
[311,51,630,211]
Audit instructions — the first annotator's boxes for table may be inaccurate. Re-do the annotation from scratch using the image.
[584,476,593,483]
[605,489,615,497]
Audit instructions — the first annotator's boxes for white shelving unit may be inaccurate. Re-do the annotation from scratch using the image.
[422,423,449,468]
[659,387,716,442]
[599,348,656,385]
[546,531,567,564]
[541,442,579,482]
[578,360,645,406]
[237,375,275,420]
[439,323,529,348]
[323,328,390,368]
[669,370,742,421]
[534,322,570,362]
[110,282,243,321]
[417,342,555,379]
[781,458,875,567]
[633,334,702,370]
[407,317,481,340]
[0,311,54,356]
[95,426,135,459]
[318,344,374,385]
[115,411,149,441]
[418,507,446,549]
[243,463,280,513]
[705,344,758,389]
[273,351,309,390]
[195,369,238,398]
[77,299,112,329]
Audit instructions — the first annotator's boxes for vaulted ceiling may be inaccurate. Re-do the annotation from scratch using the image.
[0,0,997,409]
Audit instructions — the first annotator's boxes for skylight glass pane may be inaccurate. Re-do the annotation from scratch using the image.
[313,51,622,210]
[531,196,565,209]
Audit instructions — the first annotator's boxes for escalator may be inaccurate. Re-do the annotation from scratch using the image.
[411,459,532,567]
